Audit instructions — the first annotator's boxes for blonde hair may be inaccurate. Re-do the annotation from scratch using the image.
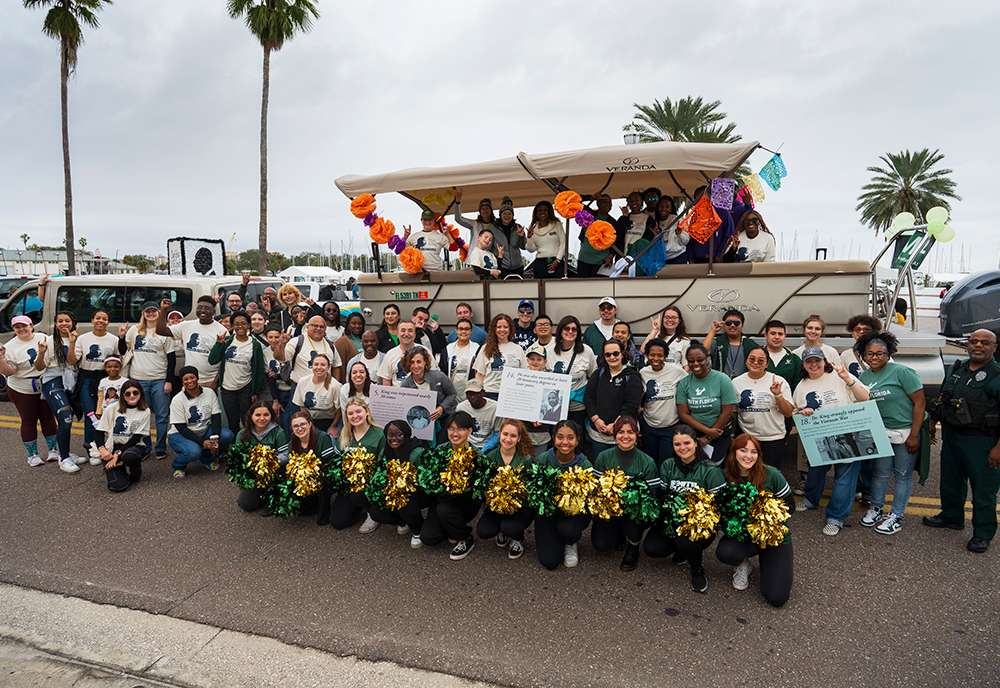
[339,396,381,450]
[277,283,303,304]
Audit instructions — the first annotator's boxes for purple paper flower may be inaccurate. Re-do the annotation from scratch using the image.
[575,209,594,228]
[387,234,403,252]
[363,212,378,227]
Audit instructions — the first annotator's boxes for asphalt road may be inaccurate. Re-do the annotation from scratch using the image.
[1,402,997,688]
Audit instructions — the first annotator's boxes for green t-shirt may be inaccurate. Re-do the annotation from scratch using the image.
[484,448,533,469]
[860,362,923,430]
[594,448,658,487]
[659,458,725,494]
[676,369,738,429]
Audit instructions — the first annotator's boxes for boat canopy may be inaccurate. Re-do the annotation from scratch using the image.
[335,140,760,214]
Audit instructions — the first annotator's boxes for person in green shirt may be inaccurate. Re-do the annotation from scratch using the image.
[856,331,926,535]
[534,420,594,570]
[235,402,290,514]
[643,425,725,593]
[676,343,738,464]
[286,411,338,525]
[591,415,658,572]
[477,418,535,560]
[333,397,386,532]
[716,434,795,607]
[366,420,429,549]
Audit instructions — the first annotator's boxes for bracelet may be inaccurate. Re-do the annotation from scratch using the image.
[846,380,855,387]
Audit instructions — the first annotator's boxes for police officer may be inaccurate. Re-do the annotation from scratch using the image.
[923,329,1000,553]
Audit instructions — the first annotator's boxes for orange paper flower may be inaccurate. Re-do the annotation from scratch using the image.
[448,225,460,239]
[585,220,616,251]
[399,246,426,274]
[350,193,377,219]
[554,191,583,219]
[369,217,396,244]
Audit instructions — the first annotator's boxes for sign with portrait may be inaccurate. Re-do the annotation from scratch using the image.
[368,385,438,441]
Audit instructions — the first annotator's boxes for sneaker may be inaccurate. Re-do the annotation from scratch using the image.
[508,540,524,560]
[173,470,186,478]
[89,452,103,466]
[205,462,221,471]
[27,454,44,467]
[563,543,579,568]
[47,448,59,462]
[875,513,902,535]
[359,515,379,534]
[822,523,841,536]
[860,508,884,528]
[795,500,813,512]
[59,458,80,474]
[732,560,751,591]
[691,566,708,593]
[70,452,87,465]
[672,552,686,566]
[855,491,863,501]
[397,525,410,535]
[792,481,805,496]
[450,538,475,560]
[410,534,423,549]
[496,533,508,547]
[155,451,168,460]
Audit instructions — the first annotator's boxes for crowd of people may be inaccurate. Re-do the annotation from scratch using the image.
[450,186,775,279]
[3,279,998,607]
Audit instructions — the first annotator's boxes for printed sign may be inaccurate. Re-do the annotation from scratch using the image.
[793,401,893,467]
[496,368,572,426]
[395,291,429,300]
[368,385,438,441]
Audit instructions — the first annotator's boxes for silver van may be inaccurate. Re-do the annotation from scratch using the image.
[0,274,282,399]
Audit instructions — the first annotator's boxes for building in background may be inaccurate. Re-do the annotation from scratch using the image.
[0,249,139,276]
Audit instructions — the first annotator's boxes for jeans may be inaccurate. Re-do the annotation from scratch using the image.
[825,460,863,526]
[871,442,918,518]
[79,374,97,446]
[137,378,170,453]
[591,438,616,458]
[640,418,675,468]
[41,378,74,459]
[167,427,234,471]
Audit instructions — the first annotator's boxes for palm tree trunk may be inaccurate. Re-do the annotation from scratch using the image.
[61,38,76,276]
[258,45,270,276]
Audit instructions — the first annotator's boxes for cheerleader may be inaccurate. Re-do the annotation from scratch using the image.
[477,418,535,560]
[534,420,592,570]
[235,402,290,514]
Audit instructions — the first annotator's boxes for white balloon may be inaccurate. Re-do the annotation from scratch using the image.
[893,212,915,229]
[936,225,955,242]
[926,206,949,224]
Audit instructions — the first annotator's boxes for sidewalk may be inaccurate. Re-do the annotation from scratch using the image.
[0,584,496,688]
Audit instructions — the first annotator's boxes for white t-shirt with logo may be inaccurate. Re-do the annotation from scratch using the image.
[456,398,500,449]
[640,363,687,429]
[292,374,342,420]
[549,346,597,412]
[792,373,865,414]
[96,404,151,450]
[126,326,175,381]
[377,344,436,387]
[288,335,342,384]
[98,376,129,412]
[473,342,527,394]
[732,372,792,441]
[3,333,46,395]
[264,347,291,392]
[406,229,452,271]
[444,341,479,397]
[734,230,776,263]
[221,337,255,391]
[167,320,228,384]
[347,351,384,383]
[75,332,119,372]
[168,388,221,437]
[792,343,842,368]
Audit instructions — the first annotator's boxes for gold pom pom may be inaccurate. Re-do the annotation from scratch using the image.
[383,459,419,511]
[677,487,719,541]
[286,450,323,497]
[247,445,279,489]
[440,445,477,495]
[341,447,378,493]
[747,490,790,548]
[485,465,526,515]
[554,466,597,516]
[587,468,628,520]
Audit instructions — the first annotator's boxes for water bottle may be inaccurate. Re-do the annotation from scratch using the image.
[87,412,100,429]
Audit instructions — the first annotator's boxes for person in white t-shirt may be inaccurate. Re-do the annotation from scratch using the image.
[732,347,794,469]
[441,318,480,398]
[378,320,436,387]
[466,227,501,280]
[94,380,150,492]
[403,211,452,272]
[208,311,266,435]
[0,316,59,466]
[274,316,344,386]
[473,314,526,399]
[291,354,342,433]
[157,296,227,389]
[455,379,500,450]
[728,210,776,263]
[791,315,842,368]
[340,361,372,414]
[96,356,128,419]
[122,302,176,459]
[167,366,235,478]
[639,337,688,466]
[640,306,691,367]
[347,330,384,382]
[73,308,118,452]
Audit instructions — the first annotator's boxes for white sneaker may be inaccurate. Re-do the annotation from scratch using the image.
[59,458,81,474]
[563,543,579,568]
[47,448,59,462]
[875,513,902,535]
[860,508,884,528]
[70,452,87,465]
[822,523,841,536]
[397,525,410,535]
[732,560,751,591]
[410,534,423,549]
[27,454,44,467]
[359,515,379,534]
[89,445,103,465]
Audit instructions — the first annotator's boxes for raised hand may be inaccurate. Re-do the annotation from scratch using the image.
[216,333,227,344]
[711,320,724,335]
[160,298,173,310]
[769,375,783,396]
[455,188,463,203]
[650,313,661,332]
[119,323,129,338]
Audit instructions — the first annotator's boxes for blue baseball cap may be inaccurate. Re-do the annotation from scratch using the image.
[518,300,534,310]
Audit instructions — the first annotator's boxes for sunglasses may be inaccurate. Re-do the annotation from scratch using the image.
[725,320,742,326]
[562,326,578,332]
[518,308,533,314]
[123,390,141,397]
[604,351,621,358]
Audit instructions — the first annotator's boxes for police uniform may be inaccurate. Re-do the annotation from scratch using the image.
[932,358,1000,543]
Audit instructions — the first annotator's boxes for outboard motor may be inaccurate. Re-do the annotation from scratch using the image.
[939,270,1000,338]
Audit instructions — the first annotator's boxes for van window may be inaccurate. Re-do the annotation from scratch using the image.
[0,288,43,332]
[55,285,126,323]
[123,287,192,322]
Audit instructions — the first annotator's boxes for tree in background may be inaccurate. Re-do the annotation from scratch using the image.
[625,96,742,144]
[23,0,113,276]
[20,234,30,250]
[227,0,320,277]
[856,149,961,232]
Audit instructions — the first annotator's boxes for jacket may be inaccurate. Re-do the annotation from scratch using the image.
[400,370,458,415]
[583,365,643,425]
[208,334,266,396]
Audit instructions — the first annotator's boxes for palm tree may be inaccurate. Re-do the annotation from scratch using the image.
[23,0,112,276]
[20,234,30,250]
[856,149,961,232]
[625,96,742,144]
[228,0,320,276]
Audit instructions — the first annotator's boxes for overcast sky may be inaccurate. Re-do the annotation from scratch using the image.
[3,0,998,274]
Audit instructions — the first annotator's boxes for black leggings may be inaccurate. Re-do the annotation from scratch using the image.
[643,530,715,568]
[476,506,534,543]
[421,495,482,544]
[534,513,591,570]
[591,516,648,550]
[104,445,144,492]
[315,489,363,529]
[716,537,794,607]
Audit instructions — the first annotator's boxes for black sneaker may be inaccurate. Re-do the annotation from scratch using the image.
[155,450,168,460]
[922,515,964,530]
[620,541,640,571]
[508,540,524,560]
[496,533,508,547]
[691,566,708,593]
[672,552,686,566]
[450,538,475,560]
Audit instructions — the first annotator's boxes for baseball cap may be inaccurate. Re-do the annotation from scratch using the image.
[11,315,33,327]
[140,301,159,312]
[526,343,547,358]
[465,379,484,392]
[801,346,825,361]
[518,299,534,310]
[598,297,617,308]
[420,210,435,220]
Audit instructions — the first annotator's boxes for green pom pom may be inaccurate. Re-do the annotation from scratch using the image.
[468,454,493,501]
[324,449,347,494]
[365,463,389,509]
[657,490,686,537]
[261,479,299,519]
[715,482,758,542]
[417,445,451,495]
[521,463,560,517]
[621,478,660,524]
[226,442,257,490]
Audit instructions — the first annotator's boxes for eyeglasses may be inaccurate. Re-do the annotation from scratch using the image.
[535,322,551,328]
[598,305,615,311]
[662,315,679,321]
[291,423,311,430]
[456,326,472,332]
[123,390,141,398]
[725,320,742,326]
[863,351,888,359]
[852,327,872,334]
[604,351,621,358]
[386,433,404,439]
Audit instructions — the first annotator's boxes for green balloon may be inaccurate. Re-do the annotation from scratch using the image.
[885,226,900,240]
[893,212,915,229]
[926,206,949,224]
[927,220,945,235]
[937,225,955,242]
